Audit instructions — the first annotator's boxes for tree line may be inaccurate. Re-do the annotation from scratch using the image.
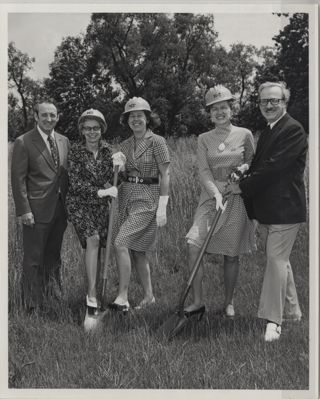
[8,12,309,141]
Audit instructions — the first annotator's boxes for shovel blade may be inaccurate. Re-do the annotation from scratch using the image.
[156,313,190,341]
[83,309,107,333]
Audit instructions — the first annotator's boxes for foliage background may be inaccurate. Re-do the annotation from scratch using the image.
[8,12,309,141]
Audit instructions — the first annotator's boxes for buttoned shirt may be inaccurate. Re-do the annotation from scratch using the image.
[269,111,287,129]
[37,126,56,155]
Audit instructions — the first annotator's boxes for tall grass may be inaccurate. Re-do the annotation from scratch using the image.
[8,137,309,389]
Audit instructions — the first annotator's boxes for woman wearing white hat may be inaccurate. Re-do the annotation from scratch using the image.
[184,85,256,319]
[66,109,125,328]
[109,97,170,312]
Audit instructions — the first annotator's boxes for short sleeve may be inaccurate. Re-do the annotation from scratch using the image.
[153,136,170,165]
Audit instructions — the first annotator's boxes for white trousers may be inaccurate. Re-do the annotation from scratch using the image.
[258,223,302,325]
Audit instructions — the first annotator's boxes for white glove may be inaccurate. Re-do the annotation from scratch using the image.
[213,192,226,212]
[97,186,118,198]
[156,195,169,227]
[112,152,126,172]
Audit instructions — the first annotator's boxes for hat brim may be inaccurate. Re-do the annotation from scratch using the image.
[206,96,235,107]
[122,108,151,114]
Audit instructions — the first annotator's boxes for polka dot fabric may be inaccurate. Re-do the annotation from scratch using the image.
[186,124,256,256]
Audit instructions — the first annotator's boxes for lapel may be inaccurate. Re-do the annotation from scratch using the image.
[253,113,290,166]
[133,130,154,159]
[31,128,57,171]
[121,136,138,171]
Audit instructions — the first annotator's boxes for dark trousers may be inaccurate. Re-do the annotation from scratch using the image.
[22,198,67,310]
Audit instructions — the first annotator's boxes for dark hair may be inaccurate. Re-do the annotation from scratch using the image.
[34,97,59,114]
[120,111,161,130]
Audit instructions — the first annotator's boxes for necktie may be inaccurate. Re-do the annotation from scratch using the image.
[47,135,60,168]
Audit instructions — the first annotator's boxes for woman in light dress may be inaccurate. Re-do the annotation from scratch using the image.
[184,85,256,319]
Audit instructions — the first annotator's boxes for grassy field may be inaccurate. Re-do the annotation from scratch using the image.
[8,136,309,389]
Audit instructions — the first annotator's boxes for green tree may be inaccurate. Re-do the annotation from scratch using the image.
[8,42,43,138]
[237,13,308,134]
[45,35,121,140]
[274,13,309,132]
[85,13,220,136]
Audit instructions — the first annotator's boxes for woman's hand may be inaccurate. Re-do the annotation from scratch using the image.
[214,192,227,212]
[156,195,169,227]
[97,186,118,198]
[112,152,126,172]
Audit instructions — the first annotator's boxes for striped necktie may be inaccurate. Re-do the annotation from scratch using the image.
[47,135,60,168]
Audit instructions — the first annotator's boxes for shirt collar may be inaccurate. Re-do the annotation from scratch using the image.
[269,111,286,129]
[37,125,55,141]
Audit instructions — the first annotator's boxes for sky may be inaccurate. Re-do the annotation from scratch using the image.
[7,12,290,80]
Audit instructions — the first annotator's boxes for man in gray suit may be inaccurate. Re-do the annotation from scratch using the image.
[11,98,70,313]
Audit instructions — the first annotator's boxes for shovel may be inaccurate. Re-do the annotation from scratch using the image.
[101,165,119,308]
[157,196,228,340]
[83,165,119,332]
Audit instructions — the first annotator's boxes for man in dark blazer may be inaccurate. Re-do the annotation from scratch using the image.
[11,98,70,312]
[229,81,308,342]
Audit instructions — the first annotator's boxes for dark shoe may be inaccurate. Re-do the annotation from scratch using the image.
[184,305,206,321]
[108,301,130,312]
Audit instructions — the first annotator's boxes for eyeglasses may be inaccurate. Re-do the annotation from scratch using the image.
[259,98,284,106]
[83,126,101,133]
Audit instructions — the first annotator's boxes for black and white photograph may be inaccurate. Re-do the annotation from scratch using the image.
[2,1,318,398]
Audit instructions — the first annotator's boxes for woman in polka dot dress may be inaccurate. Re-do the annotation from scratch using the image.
[109,97,170,312]
[66,109,125,330]
[185,85,256,319]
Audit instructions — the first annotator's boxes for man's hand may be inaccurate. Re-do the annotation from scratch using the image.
[21,212,35,227]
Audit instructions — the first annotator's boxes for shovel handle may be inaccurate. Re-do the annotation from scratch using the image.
[102,165,119,297]
[178,195,229,313]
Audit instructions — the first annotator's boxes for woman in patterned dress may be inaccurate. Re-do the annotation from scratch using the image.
[109,97,170,312]
[66,109,125,323]
[184,85,256,319]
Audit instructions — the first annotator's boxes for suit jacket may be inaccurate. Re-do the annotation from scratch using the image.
[11,127,70,223]
[239,113,308,224]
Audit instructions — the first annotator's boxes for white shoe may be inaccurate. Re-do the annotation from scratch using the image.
[86,295,99,309]
[264,322,281,342]
[134,296,156,310]
[225,304,235,318]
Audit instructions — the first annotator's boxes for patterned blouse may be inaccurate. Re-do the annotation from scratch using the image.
[66,140,114,248]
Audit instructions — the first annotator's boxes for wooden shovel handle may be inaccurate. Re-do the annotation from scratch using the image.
[102,165,119,295]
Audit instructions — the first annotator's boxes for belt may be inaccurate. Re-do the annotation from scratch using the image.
[126,176,159,185]
[214,167,233,181]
